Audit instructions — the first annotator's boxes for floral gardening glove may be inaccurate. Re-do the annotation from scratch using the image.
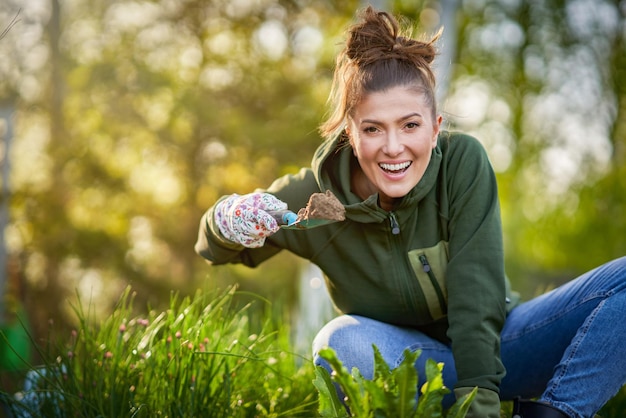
[214,193,288,248]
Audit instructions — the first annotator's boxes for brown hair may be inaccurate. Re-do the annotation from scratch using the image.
[319,7,441,141]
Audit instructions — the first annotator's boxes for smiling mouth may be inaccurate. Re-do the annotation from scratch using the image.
[379,161,412,174]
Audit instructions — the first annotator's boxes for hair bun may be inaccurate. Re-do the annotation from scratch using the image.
[318,6,441,141]
[346,7,438,68]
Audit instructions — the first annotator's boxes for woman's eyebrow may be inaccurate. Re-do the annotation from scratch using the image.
[397,112,423,122]
[360,112,423,125]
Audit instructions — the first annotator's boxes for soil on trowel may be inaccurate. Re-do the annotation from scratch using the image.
[296,190,346,222]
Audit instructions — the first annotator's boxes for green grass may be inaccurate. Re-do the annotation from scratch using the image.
[1,286,317,417]
[1,285,625,417]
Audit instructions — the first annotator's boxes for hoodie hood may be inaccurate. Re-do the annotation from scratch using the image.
[310,133,443,224]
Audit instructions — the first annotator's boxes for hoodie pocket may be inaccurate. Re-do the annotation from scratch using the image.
[408,241,449,321]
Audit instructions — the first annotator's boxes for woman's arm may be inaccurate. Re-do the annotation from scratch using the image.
[442,134,506,409]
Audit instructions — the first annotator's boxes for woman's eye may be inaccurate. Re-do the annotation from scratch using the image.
[363,126,379,134]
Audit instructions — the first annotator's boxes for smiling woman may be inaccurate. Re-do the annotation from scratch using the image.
[346,87,440,211]
[194,6,626,418]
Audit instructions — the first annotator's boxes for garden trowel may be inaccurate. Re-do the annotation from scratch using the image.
[269,209,340,230]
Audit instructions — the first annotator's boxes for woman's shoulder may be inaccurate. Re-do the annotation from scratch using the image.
[439,130,486,155]
[438,131,491,166]
[438,130,494,180]
[265,167,320,209]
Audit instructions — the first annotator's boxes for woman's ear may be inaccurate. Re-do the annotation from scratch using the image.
[346,132,358,156]
[345,128,354,147]
[431,115,443,148]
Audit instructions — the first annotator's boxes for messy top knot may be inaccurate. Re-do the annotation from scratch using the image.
[320,6,442,141]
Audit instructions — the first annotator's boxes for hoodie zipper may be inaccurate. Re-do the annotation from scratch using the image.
[389,212,400,235]
[388,211,417,312]
[419,254,448,313]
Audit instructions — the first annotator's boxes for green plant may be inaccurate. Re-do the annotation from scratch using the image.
[4,283,626,418]
[1,286,317,417]
[599,386,626,417]
[313,345,476,417]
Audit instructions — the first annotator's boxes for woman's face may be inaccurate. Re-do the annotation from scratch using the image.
[347,86,442,210]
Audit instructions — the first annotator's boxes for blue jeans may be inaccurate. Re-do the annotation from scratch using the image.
[312,256,626,418]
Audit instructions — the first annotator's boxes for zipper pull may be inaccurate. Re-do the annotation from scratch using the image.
[389,212,400,235]
[419,254,431,272]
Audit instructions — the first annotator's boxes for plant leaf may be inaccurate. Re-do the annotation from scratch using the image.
[445,387,476,418]
[416,359,447,418]
[313,366,349,418]
[393,349,419,417]
[372,345,392,380]
[317,347,367,417]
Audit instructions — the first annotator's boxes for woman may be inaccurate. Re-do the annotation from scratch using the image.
[195,7,626,418]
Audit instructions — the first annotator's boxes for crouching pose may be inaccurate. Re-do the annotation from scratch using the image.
[195,7,626,418]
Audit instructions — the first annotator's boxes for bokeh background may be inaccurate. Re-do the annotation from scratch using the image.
[0,0,624,378]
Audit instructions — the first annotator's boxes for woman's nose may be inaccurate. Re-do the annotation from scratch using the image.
[383,132,404,156]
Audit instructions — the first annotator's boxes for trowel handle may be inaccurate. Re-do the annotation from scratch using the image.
[268,209,298,226]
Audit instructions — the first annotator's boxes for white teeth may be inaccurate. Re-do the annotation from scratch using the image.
[379,162,411,171]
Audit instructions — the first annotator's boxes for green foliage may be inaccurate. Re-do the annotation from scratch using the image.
[600,386,626,418]
[450,0,626,292]
[0,0,624,355]
[0,0,355,342]
[0,286,317,417]
[314,345,476,418]
[3,284,626,417]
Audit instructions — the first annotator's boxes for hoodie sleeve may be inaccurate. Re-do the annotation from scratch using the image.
[442,134,507,393]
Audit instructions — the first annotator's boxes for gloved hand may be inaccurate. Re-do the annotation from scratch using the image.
[214,193,288,248]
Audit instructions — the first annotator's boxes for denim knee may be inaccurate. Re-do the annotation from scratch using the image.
[312,315,379,379]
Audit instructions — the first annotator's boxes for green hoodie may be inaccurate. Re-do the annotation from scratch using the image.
[195,131,520,408]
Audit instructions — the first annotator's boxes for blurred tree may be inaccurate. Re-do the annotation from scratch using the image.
[445,0,625,296]
[0,0,624,348]
[0,0,359,341]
